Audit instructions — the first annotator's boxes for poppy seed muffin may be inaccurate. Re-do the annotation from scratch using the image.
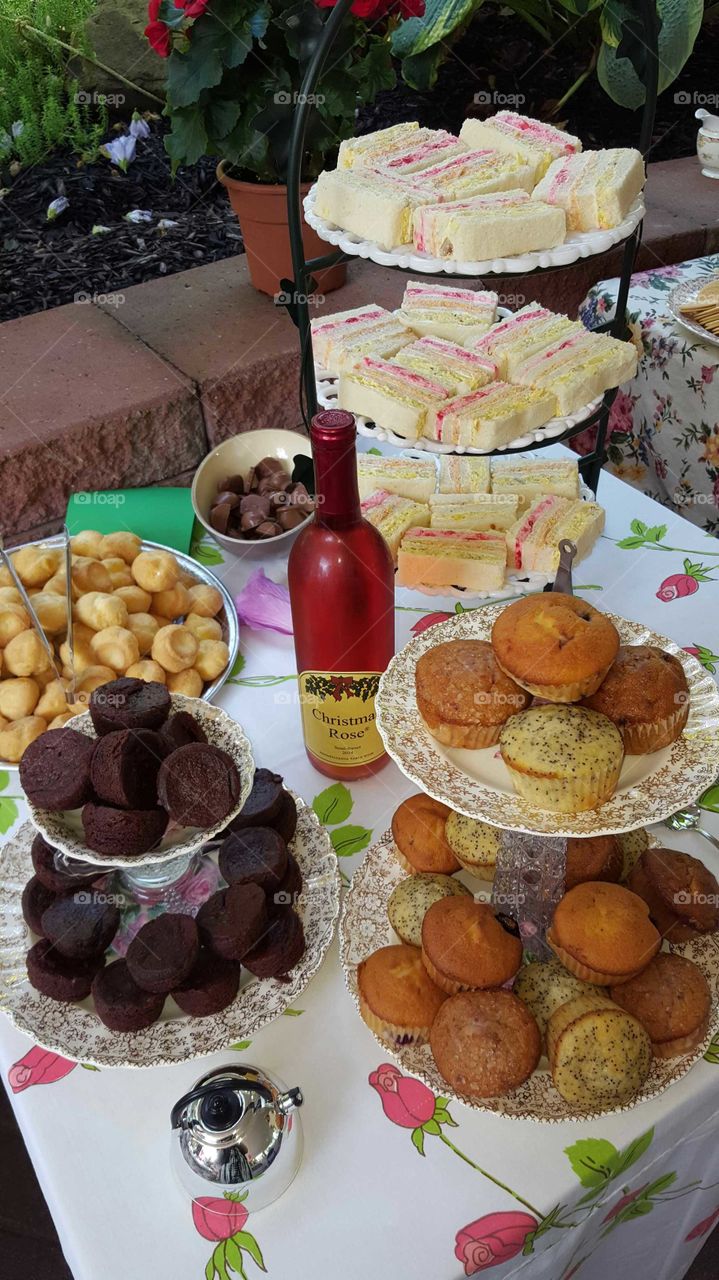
[499,704,624,813]
[415,639,531,749]
[357,943,447,1046]
[547,881,661,984]
[491,593,620,702]
[582,645,689,753]
[547,993,652,1107]
[445,812,501,878]
[388,873,471,948]
[430,991,541,1099]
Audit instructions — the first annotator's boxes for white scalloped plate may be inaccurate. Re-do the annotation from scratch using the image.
[667,278,719,350]
[317,366,603,455]
[339,828,719,1122]
[0,799,340,1068]
[375,607,719,837]
[304,186,645,276]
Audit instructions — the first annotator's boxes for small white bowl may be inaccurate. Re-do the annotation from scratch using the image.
[192,429,313,557]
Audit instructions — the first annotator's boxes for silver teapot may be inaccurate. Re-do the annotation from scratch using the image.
[171,1064,303,1212]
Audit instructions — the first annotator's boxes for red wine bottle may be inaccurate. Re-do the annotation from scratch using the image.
[288,410,395,779]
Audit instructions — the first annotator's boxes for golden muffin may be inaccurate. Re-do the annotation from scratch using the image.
[499,704,624,813]
[610,952,711,1058]
[491,593,620,702]
[430,990,541,1100]
[547,881,661,984]
[391,794,459,874]
[357,943,447,1046]
[582,645,689,753]
[565,835,623,890]
[415,639,531,750]
[421,897,523,993]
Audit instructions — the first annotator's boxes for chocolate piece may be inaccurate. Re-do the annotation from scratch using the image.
[92,959,165,1031]
[256,521,282,539]
[22,876,60,936]
[160,711,208,753]
[31,833,96,893]
[27,938,102,1002]
[157,743,241,829]
[126,914,199,994]
[219,827,288,894]
[270,790,298,845]
[20,727,95,811]
[255,456,288,480]
[275,853,303,906]
[41,893,120,960]
[228,767,284,829]
[277,507,306,532]
[210,504,233,535]
[89,677,170,736]
[240,494,271,518]
[90,728,166,810]
[221,474,245,495]
[197,883,267,961]
[172,948,240,1016]
[240,508,266,533]
[243,905,305,979]
[214,491,242,509]
[82,802,168,857]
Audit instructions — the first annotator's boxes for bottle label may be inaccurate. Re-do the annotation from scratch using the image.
[298,672,384,769]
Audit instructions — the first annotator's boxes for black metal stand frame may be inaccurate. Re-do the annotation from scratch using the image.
[285,0,659,493]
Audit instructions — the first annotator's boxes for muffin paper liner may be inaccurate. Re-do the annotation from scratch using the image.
[652,1017,710,1060]
[421,948,475,995]
[622,702,689,755]
[502,755,623,814]
[546,932,646,986]
[358,994,431,1047]
[494,658,614,704]
[420,712,501,750]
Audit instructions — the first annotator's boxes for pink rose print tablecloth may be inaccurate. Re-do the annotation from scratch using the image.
[1,445,719,1280]
[573,253,719,534]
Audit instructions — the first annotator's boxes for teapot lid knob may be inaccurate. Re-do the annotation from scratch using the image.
[199,1088,243,1133]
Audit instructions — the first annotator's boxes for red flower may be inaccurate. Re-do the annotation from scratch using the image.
[8,1047,77,1092]
[316,0,425,17]
[145,0,171,56]
[369,1062,435,1128]
[455,1212,538,1275]
[686,1204,719,1241]
[175,0,210,14]
[411,611,452,635]
[192,1196,249,1242]
[602,1185,648,1223]
[701,365,716,385]
[656,573,700,602]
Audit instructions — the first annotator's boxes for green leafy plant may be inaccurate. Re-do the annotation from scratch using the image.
[147,0,397,180]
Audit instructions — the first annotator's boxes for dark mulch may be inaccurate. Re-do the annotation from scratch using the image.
[0,127,241,323]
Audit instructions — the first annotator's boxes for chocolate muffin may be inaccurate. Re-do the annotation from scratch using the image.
[41,893,120,960]
[89,677,171,736]
[20,727,95,810]
[157,744,241,829]
[31,833,97,893]
[196,883,267,961]
[21,877,59,936]
[272,791,298,845]
[92,960,165,1032]
[126,914,199,993]
[219,828,288,894]
[82,802,168,858]
[90,728,166,809]
[276,853,303,905]
[172,948,240,1016]
[243,906,305,980]
[27,938,101,1002]
[228,768,284,830]
[160,711,207,753]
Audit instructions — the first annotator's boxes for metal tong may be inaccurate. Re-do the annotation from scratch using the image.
[0,527,76,704]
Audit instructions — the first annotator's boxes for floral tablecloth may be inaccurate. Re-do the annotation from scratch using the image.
[574,254,719,535]
[1,445,719,1280]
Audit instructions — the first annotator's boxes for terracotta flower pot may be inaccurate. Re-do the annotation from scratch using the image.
[217,163,346,298]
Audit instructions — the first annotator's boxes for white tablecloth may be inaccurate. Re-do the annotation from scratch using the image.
[2,447,719,1280]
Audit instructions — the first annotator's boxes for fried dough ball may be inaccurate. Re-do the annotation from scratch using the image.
[36,679,68,720]
[0,715,47,761]
[59,626,96,676]
[126,613,159,656]
[73,666,116,705]
[132,550,179,593]
[12,546,61,587]
[0,606,31,647]
[187,584,223,618]
[194,640,230,682]
[166,668,203,697]
[99,531,142,564]
[125,660,167,684]
[183,614,222,642]
[34,665,57,688]
[3,630,49,677]
[42,571,68,597]
[28,592,67,635]
[0,677,40,720]
[114,585,152,614]
[148,613,172,629]
[72,558,113,595]
[90,626,140,672]
[71,531,104,558]
[0,566,13,588]
[151,624,198,674]
[49,710,81,729]
[150,583,190,620]
[101,557,133,589]
[75,592,129,631]
[0,587,23,606]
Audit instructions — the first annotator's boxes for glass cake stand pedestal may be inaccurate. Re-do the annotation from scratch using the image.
[492,832,567,959]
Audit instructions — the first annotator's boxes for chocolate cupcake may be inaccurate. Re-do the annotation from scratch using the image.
[157,744,241,829]
[21,877,59,936]
[92,959,165,1032]
[20,727,95,810]
[276,853,303,905]
[31,833,96,894]
[160,711,207,753]
[90,729,166,809]
[218,827,288,894]
[89,677,170,736]
[41,893,120,961]
[243,906,305,980]
[272,791,298,845]
[172,949,240,1017]
[82,802,168,857]
[26,938,101,1002]
[228,768,284,830]
[196,883,267,962]
[126,914,199,994]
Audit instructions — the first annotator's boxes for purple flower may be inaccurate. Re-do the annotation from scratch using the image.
[129,113,151,140]
[235,569,293,635]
